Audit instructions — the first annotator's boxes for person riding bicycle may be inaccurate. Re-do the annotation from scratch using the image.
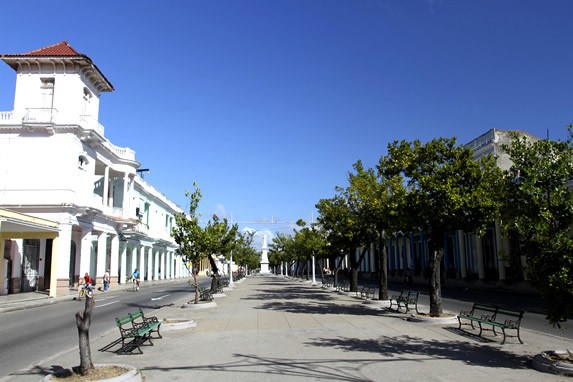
[80,272,93,297]
[132,269,140,291]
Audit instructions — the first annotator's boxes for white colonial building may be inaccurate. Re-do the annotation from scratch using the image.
[0,41,190,298]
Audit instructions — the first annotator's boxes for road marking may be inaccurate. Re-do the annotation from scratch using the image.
[96,301,119,308]
[151,294,170,301]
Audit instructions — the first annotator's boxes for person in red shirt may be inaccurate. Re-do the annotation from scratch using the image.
[83,272,93,294]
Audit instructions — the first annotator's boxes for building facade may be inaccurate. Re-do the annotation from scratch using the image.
[0,41,190,297]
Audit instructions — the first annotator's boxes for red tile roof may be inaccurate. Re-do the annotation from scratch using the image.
[1,41,114,92]
[21,41,81,57]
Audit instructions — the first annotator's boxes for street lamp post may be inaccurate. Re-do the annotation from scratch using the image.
[311,253,317,286]
[229,250,234,287]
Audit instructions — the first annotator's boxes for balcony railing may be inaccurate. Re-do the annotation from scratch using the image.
[0,110,13,122]
[79,114,105,136]
[103,141,136,161]
[23,108,57,124]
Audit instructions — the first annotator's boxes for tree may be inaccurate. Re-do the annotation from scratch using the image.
[316,182,377,292]
[269,233,296,275]
[76,295,95,375]
[348,160,407,300]
[232,230,260,272]
[171,183,238,301]
[381,138,502,316]
[502,128,573,326]
[293,219,329,279]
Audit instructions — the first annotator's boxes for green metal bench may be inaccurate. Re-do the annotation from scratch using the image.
[389,289,420,314]
[197,284,214,301]
[458,302,524,344]
[129,308,162,339]
[115,312,159,354]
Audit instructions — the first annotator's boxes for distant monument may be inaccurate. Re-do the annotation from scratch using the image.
[259,234,271,274]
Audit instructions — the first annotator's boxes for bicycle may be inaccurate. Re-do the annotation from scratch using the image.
[78,284,92,300]
[132,277,140,292]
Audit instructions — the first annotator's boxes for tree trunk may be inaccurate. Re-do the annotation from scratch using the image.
[350,247,367,292]
[192,273,199,304]
[333,257,344,288]
[207,254,220,293]
[429,247,444,316]
[351,268,359,292]
[377,232,389,301]
[75,295,95,375]
[207,254,219,275]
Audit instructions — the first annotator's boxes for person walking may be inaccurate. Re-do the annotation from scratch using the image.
[103,269,110,292]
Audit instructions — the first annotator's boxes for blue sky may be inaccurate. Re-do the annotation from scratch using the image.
[1,1,572,248]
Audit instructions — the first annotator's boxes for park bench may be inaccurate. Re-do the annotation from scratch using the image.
[115,310,161,354]
[217,280,229,293]
[322,276,334,288]
[357,285,375,300]
[389,289,420,314]
[458,302,524,345]
[129,308,162,339]
[336,280,350,292]
[197,284,214,301]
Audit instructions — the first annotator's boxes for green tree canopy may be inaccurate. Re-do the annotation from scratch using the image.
[380,137,503,315]
[502,128,573,326]
[171,183,238,299]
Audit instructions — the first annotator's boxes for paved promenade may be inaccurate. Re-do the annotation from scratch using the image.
[4,275,572,381]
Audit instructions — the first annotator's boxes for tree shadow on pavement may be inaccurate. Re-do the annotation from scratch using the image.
[251,298,384,316]
[139,354,383,382]
[242,286,338,302]
[305,334,531,370]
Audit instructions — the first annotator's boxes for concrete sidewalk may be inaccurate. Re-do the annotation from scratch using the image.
[5,275,572,381]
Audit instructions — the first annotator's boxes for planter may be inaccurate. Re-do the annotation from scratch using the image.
[407,313,459,325]
[161,318,197,331]
[41,363,141,382]
[181,301,217,309]
[532,350,573,376]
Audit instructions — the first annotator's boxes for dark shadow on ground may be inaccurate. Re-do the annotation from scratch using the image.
[443,326,498,344]
[304,333,531,370]
[137,354,383,381]
[123,302,175,310]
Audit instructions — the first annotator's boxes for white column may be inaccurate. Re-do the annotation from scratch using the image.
[120,242,127,284]
[110,234,119,284]
[50,222,72,297]
[131,246,139,277]
[160,250,166,279]
[166,251,172,279]
[79,229,92,278]
[146,247,153,281]
[138,245,145,284]
[153,250,159,280]
[122,172,129,218]
[102,165,109,206]
[96,233,107,281]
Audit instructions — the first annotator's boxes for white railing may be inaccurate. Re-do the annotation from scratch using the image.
[134,221,149,234]
[23,108,57,124]
[79,115,105,136]
[0,110,14,121]
[103,141,136,161]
